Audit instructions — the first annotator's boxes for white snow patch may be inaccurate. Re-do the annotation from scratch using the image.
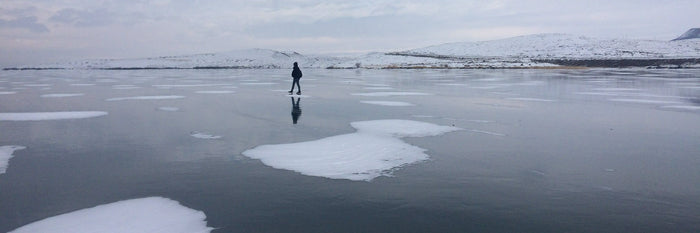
[190,132,222,139]
[8,197,212,233]
[157,107,180,112]
[1,145,26,174]
[286,94,311,98]
[0,91,17,95]
[112,85,141,90]
[106,95,185,101]
[242,119,460,181]
[24,84,52,87]
[361,101,415,106]
[593,88,641,92]
[608,99,681,104]
[70,83,95,86]
[661,105,700,110]
[0,111,107,121]
[40,93,84,98]
[351,92,432,97]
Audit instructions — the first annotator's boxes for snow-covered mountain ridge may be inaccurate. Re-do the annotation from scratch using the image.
[6,33,700,70]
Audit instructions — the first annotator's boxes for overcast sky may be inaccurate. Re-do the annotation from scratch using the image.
[1,0,698,67]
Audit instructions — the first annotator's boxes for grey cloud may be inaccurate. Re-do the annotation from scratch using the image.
[50,8,120,27]
[0,16,49,33]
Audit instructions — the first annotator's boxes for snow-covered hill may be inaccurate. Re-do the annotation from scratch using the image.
[399,33,700,59]
[7,33,700,70]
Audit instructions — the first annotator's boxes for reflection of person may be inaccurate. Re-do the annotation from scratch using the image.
[291,97,302,124]
[289,62,302,95]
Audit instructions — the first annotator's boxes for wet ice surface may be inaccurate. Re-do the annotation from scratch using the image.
[9,197,212,233]
[0,145,26,174]
[1,69,699,233]
[0,111,108,121]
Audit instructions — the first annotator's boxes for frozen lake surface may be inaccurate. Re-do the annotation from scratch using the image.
[1,69,699,232]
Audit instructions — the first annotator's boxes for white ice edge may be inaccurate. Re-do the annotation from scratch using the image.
[106,95,185,101]
[190,132,222,139]
[243,119,460,181]
[9,197,212,233]
[0,111,108,121]
[1,145,26,174]
[361,101,415,106]
[40,93,84,98]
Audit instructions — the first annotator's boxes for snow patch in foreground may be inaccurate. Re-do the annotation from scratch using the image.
[0,91,17,95]
[106,95,185,101]
[1,145,26,174]
[9,197,212,233]
[242,119,460,181]
[0,111,107,121]
[40,93,84,98]
[158,107,180,112]
[361,101,415,106]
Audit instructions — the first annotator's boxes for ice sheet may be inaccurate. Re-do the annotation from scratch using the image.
[40,93,84,98]
[351,92,431,97]
[195,90,235,94]
[506,97,555,102]
[106,96,185,101]
[0,111,108,121]
[361,101,415,106]
[1,145,26,174]
[243,119,460,181]
[9,197,212,233]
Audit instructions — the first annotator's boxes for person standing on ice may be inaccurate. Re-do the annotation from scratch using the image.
[289,62,302,95]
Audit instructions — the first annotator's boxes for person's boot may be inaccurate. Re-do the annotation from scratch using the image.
[288,90,293,94]
[296,91,301,95]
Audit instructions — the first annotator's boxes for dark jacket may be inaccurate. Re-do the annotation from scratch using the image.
[292,64,302,79]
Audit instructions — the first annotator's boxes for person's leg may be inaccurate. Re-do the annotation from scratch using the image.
[295,78,301,94]
[289,79,296,93]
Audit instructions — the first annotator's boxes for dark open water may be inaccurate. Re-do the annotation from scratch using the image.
[1,69,699,232]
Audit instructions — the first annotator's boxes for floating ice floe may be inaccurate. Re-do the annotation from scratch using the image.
[0,111,108,121]
[106,95,185,101]
[190,132,222,139]
[1,145,26,174]
[243,119,460,181]
[361,101,415,106]
[40,93,84,98]
[351,92,431,97]
[9,197,212,233]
